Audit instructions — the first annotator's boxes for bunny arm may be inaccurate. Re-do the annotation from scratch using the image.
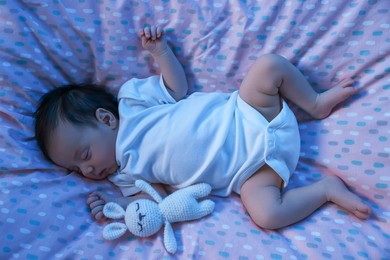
[135,180,163,203]
[163,222,177,254]
[159,183,214,222]
[176,183,212,198]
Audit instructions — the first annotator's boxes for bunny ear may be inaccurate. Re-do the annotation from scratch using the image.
[163,223,177,254]
[103,222,128,240]
[135,180,162,203]
[103,202,125,219]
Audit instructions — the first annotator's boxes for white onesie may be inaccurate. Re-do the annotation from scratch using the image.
[109,75,300,197]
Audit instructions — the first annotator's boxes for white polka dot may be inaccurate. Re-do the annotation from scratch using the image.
[311,231,321,236]
[294,235,306,241]
[276,247,287,253]
[39,246,51,252]
[20,228,31,234]
[83,9,94,14]
[244,244,252,250]
[38,212,47,217]
[67,225,74,230]
[11,181,23,186]
[20,243,32,249]
[326,246,335,252]
[334,219,345,224]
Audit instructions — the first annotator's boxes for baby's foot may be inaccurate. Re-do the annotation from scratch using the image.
[310,79,358,119]
[323,176,371,219]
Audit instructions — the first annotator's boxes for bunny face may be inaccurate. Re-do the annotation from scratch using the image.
[103,181,214,254]
[125,199,163,237]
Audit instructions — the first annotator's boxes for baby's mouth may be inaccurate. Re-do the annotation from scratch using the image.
[101,165,118,177]
[96,168,107,178]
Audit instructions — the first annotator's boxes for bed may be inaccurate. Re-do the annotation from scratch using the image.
[1,0,389,259]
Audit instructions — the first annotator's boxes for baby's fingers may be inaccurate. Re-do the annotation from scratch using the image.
[94,211,106,221]
[150,26,157,40]
[144,27,151,38]
[137,28,145,38]
[91,204,106,221]
[89,199,105,209]
[156,26,163,38]
[87,193,99,205]
[139,26,163,40]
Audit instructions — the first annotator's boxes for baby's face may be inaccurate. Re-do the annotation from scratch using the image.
[47,111,119,180]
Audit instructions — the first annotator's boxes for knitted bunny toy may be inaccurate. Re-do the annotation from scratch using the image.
[102,180,215,254]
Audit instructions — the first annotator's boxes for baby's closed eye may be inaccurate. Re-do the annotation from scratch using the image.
[82,148,90,160]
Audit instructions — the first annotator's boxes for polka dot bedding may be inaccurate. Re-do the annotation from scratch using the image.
[0,0,389,259]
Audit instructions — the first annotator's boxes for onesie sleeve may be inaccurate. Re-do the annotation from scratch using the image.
[117,75,177,106]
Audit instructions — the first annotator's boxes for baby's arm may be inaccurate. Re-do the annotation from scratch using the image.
[87,183,167,221]
[138,26,188,101]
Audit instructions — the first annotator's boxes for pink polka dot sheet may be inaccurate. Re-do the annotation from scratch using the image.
[0,0,389,259]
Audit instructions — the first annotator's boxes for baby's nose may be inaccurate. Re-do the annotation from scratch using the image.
[81,165,94,175]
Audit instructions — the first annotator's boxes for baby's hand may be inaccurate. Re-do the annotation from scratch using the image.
[138,26,168,56]
[87,191,112,221]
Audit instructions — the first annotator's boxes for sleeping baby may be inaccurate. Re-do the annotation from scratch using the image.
[34,26,370,230]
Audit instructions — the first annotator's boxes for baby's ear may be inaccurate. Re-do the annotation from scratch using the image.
[95,108,118,129]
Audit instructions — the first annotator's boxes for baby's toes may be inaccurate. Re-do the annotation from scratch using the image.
[339,78,356,88]
[353,205,371,219]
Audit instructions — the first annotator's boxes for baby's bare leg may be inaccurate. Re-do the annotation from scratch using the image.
[240,165,371,229]
[239,54,358,120]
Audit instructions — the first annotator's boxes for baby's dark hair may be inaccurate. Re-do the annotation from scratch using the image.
[34,83,119,160]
